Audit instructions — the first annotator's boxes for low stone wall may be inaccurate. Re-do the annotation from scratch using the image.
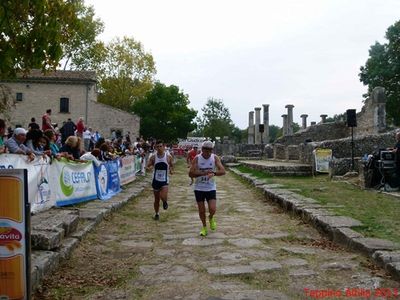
[287,145,300,160]
[230,167,400,280]
[273,144,286,160]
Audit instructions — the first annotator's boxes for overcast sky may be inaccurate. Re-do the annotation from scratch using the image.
[86,0,400,129]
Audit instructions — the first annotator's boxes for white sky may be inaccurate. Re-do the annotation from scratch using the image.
[85,0,400,129]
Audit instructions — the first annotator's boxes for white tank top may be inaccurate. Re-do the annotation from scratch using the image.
[194,153,216,191]
[153,152,169,184]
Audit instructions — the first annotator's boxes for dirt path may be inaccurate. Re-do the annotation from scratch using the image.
[35,160,400,299]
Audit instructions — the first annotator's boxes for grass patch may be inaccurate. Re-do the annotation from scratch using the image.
[233,166,400,243]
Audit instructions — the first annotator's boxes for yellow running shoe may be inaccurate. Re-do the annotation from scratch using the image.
[210,217,217,231]
[200,226,208,236]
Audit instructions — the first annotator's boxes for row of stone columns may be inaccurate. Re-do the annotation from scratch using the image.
[248,104,332,143]
[248,105,269,145]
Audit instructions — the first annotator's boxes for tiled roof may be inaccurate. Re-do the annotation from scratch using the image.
[17,69,97,82]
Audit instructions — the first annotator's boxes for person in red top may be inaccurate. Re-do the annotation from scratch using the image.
[76,117,85,138]
[187,145,199,167]
[42,109,54,132]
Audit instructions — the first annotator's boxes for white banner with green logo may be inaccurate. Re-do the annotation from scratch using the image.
[50,158,97,206]
[0,154,53,213]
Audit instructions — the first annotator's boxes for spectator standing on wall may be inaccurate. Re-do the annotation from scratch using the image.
[42,109,54,132]
[59,118,76,145]
[28,117,40,131]
[76,117,85,138]
[83,127,92,151]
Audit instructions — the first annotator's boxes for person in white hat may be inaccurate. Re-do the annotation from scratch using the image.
[5,127,35,161]
[189,140,226,236]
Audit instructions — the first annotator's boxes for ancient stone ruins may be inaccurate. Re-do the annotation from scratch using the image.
[216,87,397,178]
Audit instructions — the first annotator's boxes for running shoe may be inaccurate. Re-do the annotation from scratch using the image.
[199,226,208,237]
[153,214,160,221]
[210,216,217,231]
[163,201,168,210]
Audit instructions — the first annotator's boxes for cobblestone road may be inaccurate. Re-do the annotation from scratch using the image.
[37,161,400,299]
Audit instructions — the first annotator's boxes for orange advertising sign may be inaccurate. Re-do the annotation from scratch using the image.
[0,170,30,300]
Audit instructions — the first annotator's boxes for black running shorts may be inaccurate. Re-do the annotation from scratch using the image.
[152,180,168,191]
[194,190,216,202]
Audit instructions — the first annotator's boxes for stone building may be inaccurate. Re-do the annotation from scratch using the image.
[0,69,140,139]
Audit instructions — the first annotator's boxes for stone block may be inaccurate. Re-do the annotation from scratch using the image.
[31,209,79,237]
[31,251,61,290]
[312,215,363,237]
[332,227,363,248]
[57,237,80,260]
[70,220,97,241]
[78,208,107,225]
[207,265,255,275]
[372,250,400,267]
[31,228,64,250]
[350,238,400,256]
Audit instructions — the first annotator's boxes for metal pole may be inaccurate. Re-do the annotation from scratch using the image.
[351,127,354,170]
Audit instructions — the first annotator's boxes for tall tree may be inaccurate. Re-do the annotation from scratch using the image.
[196,98,235,141]
[132,82,197,141]
[97,37,156,110]
[0,0,81,79]
[359,20,400,125]
[62,1,105,70]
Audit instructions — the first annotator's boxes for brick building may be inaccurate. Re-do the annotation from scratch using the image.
[0,69,140,139]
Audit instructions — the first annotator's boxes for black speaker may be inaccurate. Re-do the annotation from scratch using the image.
[259,124,264,133]
[346,109,357,127]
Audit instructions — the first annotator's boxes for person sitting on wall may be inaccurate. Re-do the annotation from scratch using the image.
[5,128,35,161]
[25,129,51,157]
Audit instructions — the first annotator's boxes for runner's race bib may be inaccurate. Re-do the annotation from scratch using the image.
[155,170,167,182]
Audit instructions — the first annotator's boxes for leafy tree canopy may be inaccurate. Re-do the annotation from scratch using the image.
[96,37,156,111]
[62,1,105,70]
[132,82,197,142]
[359,20,400,125]
[0,0,82,79]
[196,98,237,141]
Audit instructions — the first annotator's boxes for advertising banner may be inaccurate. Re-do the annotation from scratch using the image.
[118,156,136,185]
[0,169,31,300]
[94,160,121,200]
[51,158,97,206]
[314,148,332,173]
[0,154,53,213]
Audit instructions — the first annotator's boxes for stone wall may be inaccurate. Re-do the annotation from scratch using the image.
[274,122,349,146]
[0,77,140,139]
[88,101,140,140]
[1,81,96,129]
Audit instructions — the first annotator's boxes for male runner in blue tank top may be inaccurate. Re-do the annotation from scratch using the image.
[146,140,174,220]
[189,140,226,236]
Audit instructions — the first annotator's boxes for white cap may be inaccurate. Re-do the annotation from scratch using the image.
[201,140,214,149]
[14,128,27,135]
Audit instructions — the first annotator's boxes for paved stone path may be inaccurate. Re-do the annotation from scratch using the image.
[37,161,400,299]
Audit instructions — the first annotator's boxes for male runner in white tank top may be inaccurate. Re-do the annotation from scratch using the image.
[189,140,226,236]
[146,140,174,220]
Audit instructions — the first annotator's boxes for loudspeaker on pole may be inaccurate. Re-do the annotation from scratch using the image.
[259,124,264,133]
[346,109,357,127]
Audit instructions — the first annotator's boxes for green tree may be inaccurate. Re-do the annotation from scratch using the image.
[268,125,281,143]
[359,20,400,125]
[97,37,156,110]
[196,98,235,141]
[0,0,81,79]
[132,82,197,141]
[62,1,105,70]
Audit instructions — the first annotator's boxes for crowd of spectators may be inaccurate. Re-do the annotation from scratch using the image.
[0,109,156,170]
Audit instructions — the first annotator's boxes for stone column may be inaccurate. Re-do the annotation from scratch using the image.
[320,114,328,123]
[262,104,269,144]
[300,114,308,129]
[248,111,254,144]
[310,121,316,126]
[285,104,294,135]
[281,114,288,136]
[372,87,387,132]
[254,107,261,144]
